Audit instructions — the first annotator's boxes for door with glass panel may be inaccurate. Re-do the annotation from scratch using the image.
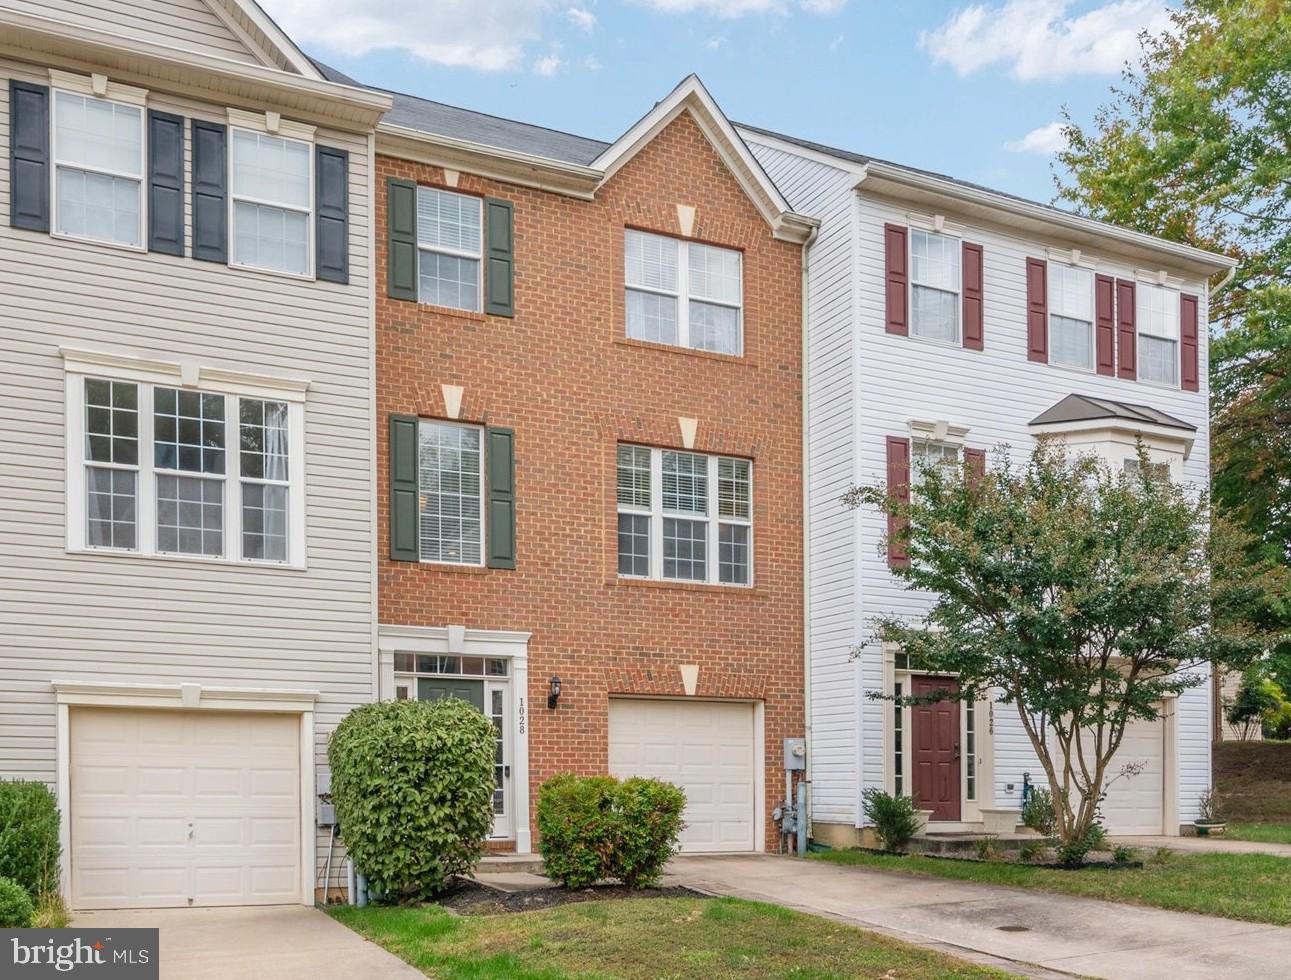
[393,654,513,840]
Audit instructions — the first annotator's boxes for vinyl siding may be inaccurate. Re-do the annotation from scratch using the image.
[0,55,374,893]
[5,0,267,65]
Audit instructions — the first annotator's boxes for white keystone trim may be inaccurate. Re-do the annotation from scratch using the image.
[60,347,311,402]
[49,68,148,105]
[227,106,316,142]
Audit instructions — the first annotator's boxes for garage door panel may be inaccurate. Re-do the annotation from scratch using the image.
[71,708,301,910]
[1074,714,1165,836]
[608,699,756,853]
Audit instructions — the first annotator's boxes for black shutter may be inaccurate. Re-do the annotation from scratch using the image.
[191,120,227,263]
[315,145,348,283]
[9,81,50,232]
[147,110,185,256]
[389,414,419,562]
[485,427,516,569]
[484,197,514,317]
[387,178,417,300]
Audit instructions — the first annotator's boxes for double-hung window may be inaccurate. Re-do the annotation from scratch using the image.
[71,370,303,565]
[1137,283,1179,386]
[625,230,743,355]
[909,229,959,343]
[616,444,752,586]
[52,90,144,248]
[417,188,482,313]
[231,129,312,276]
[417,420,484,565]
[1048,264,1094,370]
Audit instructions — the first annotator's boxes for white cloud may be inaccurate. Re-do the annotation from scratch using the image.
[800,0,846,12]
[1006,121,1067,154]
[260,0,557,71]
[636,0,844,16]
[920,0,1173,81]
[706,35,727,48]
[566,6,597,31]
[533,50,565,75]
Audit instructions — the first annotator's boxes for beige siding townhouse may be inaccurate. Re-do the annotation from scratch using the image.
[0,0,390,908]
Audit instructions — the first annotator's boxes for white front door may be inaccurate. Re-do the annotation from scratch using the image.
[69,707,301,910]
[607,698,757,852]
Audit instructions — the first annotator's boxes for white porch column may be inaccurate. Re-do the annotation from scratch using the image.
[512,654,532,854]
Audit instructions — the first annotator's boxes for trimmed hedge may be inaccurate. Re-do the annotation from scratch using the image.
[329,698,496,900]
[0,781,60,901]
[537,774,685,889]
[0,877,33,928]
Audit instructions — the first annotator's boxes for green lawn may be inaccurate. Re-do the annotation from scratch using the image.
[1225,822,1291,845]
[330,896,1011,980]
[813,849,1291,926]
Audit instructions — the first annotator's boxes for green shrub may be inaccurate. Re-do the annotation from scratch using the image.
[1056,824,1107,867]
[0,877,33,928]
[1111,844,1136,864]
[537,774,685,889]
[1018,841,1049,863]
[1021,788,1057,838]
[861,789,921,852]
[973,835,1000,861]
[328,698,496,901]
[0,781,60,901]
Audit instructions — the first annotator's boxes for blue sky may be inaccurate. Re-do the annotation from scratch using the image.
[260,0,1175,206]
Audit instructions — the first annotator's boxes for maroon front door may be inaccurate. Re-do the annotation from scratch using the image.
[911,676,961,821]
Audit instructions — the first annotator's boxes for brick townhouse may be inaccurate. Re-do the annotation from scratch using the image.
[354,70,817,853]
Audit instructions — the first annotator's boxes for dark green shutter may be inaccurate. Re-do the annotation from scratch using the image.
[147,110,185,256]
[484,197,514,317]
[9,81,50,232]
[486,427,516,569]
[389,414,419,562]
[387,178,417,301]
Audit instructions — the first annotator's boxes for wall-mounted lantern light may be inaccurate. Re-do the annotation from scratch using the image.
[547,675,562,710]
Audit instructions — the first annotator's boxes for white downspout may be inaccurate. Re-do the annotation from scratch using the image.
[800,221,819,839]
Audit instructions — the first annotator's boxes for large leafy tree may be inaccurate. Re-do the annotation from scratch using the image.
[845,443,1279,851]
[1055,1,1291,569]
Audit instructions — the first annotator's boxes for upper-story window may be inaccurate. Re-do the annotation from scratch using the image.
[52,91,144,249]
[616,444,752,585]
[625,230,743,356]
[418,188,483,313]
[1048,264,1094,371]
[1137,283,1179,386]
[417,419,484,565]
[909,229,960,343]
[1123,457,1171,481]
[70,374,303,565]
[231,129,312,276]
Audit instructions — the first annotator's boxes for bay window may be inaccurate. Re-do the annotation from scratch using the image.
[52,90,144,248]
[625,230,743,355]
[1137,283,1179,386]
[909,229,960,343]
[1048,263,1094,370]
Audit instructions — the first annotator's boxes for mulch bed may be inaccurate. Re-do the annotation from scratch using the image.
[434,878,706,915]
[845,846,1143,870]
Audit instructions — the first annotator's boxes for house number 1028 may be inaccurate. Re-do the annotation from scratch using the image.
[517,696,526,735]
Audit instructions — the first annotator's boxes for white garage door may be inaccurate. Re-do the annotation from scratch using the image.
[70,708,301,910]
[1086,714,1165,836]
[607,698,756,853]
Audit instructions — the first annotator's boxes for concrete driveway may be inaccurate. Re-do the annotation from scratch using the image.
[73,905,422,980]
[671,854,1291,980]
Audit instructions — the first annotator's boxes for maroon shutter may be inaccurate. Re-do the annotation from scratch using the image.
[1026,258,1047,362]
[964,447,986,486]
[1095,274,1116,376]
[1180,293,1200,391]
[885,224,908,335]
[1116,279,1137,380]
[962,242,983,350]
[886,436,911,568]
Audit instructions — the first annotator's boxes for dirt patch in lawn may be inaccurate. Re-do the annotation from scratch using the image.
[1214,741,1291,821]
[437,878,706,915]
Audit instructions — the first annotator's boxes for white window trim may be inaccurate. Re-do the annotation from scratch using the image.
[617,445,753,587]
[48,76,148,254]
[625,231,744,356]
[62,348,308,569]
[1046,260,1097,374]
[415,187,485,314]
[907,226,961,347]
[1135,281,1182,390]
[416,418,487,567]
[228,122,316,280]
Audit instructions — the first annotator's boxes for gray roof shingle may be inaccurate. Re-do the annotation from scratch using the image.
[1030,393,1196,432]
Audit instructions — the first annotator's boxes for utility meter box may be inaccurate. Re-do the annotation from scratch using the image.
[783,737,807,771]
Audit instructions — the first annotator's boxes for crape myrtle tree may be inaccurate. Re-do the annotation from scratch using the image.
[843,439,1281,851]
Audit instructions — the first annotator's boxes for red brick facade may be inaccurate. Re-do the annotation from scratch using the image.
[376,111,804,850]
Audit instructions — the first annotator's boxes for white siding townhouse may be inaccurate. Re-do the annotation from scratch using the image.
[0,0,390,908]
[742,126,1237,842]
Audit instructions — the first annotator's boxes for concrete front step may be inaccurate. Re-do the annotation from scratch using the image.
[908,832,1041,856]
[476,853,545,874]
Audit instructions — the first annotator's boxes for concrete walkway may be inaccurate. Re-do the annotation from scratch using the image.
[670,853,1291,980]
[1113,833,1291,858]
[73,906,423,980]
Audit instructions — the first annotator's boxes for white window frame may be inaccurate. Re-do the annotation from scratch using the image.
[907,227,961,346]
[1136,282,1180,388]
[416,187,485,314]
[49,80,147,253]
[615,444,753,587]
[63,351,308,569]
[625,230,744,356]
[1047,262,1096,372]
[228,124,315,280]
[415,419,486,567]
